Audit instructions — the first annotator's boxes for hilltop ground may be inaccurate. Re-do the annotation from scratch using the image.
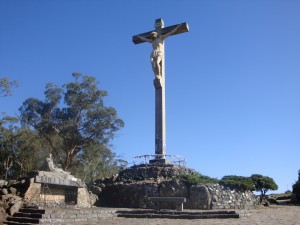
[77,205,300,225]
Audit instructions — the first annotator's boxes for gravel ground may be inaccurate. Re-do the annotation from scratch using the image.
[80,205,300,225]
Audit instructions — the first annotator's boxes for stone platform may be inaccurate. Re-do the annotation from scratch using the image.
[118,163,195,181]
[92,164,258,210]
[6,205,300,225]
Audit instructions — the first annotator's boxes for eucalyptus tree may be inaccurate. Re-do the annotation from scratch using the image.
[19,73,124,171]
[0,77,18,97]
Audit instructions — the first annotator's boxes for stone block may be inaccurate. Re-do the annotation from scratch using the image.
[50,214,64,219]
[87,217,99,222]
[0,188,8,195]
[49,218,64,223]
[9,200,22,215]
[75,218,87,222]
[0,180,7,187]
[64,214,76,219]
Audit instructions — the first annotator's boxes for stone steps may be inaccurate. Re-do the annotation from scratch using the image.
[4,207,44,225]
[4,207,240,224]
[117,210,240,219]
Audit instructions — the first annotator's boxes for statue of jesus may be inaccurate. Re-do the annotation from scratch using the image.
[137,25,181,79]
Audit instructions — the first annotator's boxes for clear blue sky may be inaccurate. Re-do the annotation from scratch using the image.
[1,0,299,193]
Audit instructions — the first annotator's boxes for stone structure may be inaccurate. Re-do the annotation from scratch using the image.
[94,178,258,210]
[23,155,95,208]
[90,164,258,210]
[133,18,189,164]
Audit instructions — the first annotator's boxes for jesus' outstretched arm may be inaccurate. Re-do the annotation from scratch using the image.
[161,24,181,39]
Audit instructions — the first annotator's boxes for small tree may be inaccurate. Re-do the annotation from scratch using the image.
[250,174,278,201]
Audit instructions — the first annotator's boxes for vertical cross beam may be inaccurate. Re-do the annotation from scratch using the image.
[154,18,166,162]
[133,18,189,164]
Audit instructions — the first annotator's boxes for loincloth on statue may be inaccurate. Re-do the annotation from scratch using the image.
[151,49,163,58]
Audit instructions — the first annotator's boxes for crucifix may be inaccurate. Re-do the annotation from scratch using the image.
[133,18,189,164]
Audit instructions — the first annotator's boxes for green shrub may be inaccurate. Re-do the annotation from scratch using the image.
[177,172,219,185]
[220,175,254,191]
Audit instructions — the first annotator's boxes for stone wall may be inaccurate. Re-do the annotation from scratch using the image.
[39,208,117,224]
[208,184,258,209]
[118,164,195,181]
[97,180,258,210]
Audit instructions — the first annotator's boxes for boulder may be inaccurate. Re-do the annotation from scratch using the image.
[189,185,211,209]
[7,180,17,187]
[0,180,7,188]
[9,187,17,195]
[0,189,8,195]
[77,187,97,208]
[9,200,22,216]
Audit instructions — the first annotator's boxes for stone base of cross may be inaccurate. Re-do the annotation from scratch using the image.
[149,157,169,164]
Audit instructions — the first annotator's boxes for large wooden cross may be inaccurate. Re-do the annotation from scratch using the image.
[133,18,189,164]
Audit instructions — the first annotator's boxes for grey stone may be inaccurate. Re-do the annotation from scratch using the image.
[9,200,22,216]
[9,187,17,195]
[0,180,7,187]
[0,188,8,195]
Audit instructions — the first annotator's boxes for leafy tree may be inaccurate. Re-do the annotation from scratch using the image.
[0,77,18,97]
[0,116,44,179]
[220,175,255,191]
[292,170,300,202]
[75,141,127,183]
[250,174,278,201]
[19,73,124,171]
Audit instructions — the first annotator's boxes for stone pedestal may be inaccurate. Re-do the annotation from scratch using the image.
[149,158,169,164]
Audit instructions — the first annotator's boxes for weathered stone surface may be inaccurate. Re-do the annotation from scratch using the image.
[91,166,259,209]
[9,200,22,215]
[35,174,84,187]
[9,187,17,195]
[0,180,7,187]
[159,180,189,207]
[0,193,14,202]
[7,180,17,186]
[99,181,159,208]
[23,182,41,204]
[0,208,4,224]
[0,188,8,195]
[77,187,97,208]
[118,164,195,181]
[188,185,211,209]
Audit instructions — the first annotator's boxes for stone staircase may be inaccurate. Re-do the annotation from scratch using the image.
[4,207,240,224]
[117,209,240,219]
[4,206,45,225]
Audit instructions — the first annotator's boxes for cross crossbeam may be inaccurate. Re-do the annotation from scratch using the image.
[132,22,189,44]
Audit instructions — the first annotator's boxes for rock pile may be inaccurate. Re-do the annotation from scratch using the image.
[0,178,29,219]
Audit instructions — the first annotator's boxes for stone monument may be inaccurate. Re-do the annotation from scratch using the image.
[133,18,189,164]
[24,155,96,208]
